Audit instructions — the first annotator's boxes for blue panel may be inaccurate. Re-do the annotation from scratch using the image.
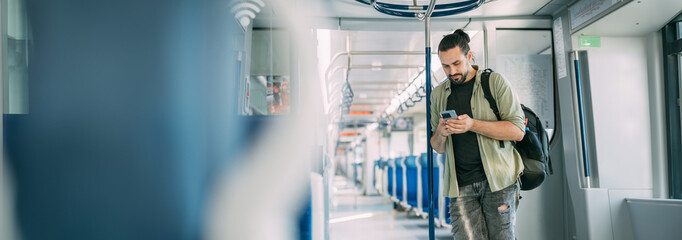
[4,1,245,239]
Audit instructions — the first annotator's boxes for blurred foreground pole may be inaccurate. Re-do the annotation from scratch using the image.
[4,1,244,239]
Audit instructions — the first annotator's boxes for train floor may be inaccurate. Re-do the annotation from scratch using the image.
[330,176,452,240]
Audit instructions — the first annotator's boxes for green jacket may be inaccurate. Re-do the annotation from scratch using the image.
[430,65,525,198]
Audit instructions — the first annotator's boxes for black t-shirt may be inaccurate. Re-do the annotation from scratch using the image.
[447,79,487,187]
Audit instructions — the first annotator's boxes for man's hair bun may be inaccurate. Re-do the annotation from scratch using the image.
[453,29,470,43]
[438,29,471,54]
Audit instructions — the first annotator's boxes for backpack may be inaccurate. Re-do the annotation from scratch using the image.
[480,68,553,191]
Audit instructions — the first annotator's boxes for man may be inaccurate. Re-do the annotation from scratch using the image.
[429,29,526,240]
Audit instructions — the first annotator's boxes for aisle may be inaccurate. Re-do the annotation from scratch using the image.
[330,176,452,240]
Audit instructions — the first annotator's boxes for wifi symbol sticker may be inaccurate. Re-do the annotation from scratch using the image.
[231,0,265,29]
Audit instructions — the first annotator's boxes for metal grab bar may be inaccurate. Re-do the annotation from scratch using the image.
[573,51,591,187]
[375,69,427,126]
[376,0,477,10]
[358,2,484,238]
[324,51,434,90]
[424,1,436,239]
[355,0,484,18]
[422,0,438,20]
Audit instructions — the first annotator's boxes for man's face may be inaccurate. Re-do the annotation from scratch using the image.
[438,46,472,85]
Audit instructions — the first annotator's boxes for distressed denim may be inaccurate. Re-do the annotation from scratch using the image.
[449,179,520,240]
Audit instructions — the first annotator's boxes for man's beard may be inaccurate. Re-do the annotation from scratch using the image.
[449,68,470,86]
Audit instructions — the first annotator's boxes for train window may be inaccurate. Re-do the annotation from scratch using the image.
[3,0,29,114]
[494,29,555,139]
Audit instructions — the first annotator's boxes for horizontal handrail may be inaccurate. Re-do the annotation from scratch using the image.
[354,0,485,18]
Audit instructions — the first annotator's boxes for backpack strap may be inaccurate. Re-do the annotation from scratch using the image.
[480,68,505,148]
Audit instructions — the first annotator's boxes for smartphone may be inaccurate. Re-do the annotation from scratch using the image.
[440,110,458,120]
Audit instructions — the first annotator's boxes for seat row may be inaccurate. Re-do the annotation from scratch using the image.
[373,153,452,227]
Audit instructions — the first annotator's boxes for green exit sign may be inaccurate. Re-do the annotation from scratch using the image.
[579,36,601,48]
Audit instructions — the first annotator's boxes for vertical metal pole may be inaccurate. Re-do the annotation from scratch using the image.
[425,16,435,240]
[573,51,591,188]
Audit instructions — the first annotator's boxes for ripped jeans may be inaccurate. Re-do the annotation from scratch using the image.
[449,179,520,240]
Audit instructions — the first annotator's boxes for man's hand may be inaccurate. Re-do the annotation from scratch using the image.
[433,116,475,153]
[436,118,453,137]
[431,118,452,154]
[443,114,475,134]
[447,114,524,141]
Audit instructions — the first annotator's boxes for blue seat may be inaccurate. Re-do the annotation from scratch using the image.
[380,158,389,195]
[394,157,405,201]
[373,159,381,187]
[437,154,451,225]
[405,155,419,207]
[445,197,451,224]
[387,158,394,196]
[420,152,440,216]
[351,162,361,184]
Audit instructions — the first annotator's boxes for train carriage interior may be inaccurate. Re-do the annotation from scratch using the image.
[2,0,682,240]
